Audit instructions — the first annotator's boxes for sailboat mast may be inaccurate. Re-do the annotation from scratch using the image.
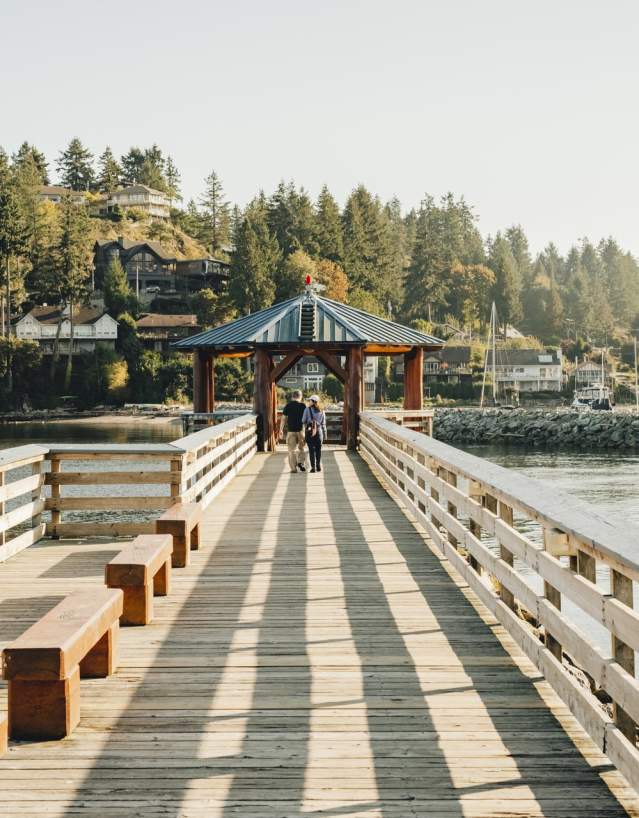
[492,303,497,404]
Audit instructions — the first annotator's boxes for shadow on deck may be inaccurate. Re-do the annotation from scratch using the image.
[0,450,635,817]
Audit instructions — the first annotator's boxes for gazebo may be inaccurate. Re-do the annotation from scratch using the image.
[173,285,443,450]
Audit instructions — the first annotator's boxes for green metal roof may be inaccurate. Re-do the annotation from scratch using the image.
[173,292,442,350]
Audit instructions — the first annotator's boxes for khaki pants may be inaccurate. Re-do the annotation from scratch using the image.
[287,431,308,472]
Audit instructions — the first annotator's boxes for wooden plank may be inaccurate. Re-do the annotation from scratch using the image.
[45,471,179,486]
[45,496,173,512]
[45,521,157,537]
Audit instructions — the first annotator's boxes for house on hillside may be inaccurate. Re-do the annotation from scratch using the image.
[136,313,199,353]
[574,359,611,388]
[174,258,230,294]
[88,185,171,220]
[38,186,86,205]
[487,348,563,392]
[424,347,473,386]
[15,306,118,355]
[93,238,177,298]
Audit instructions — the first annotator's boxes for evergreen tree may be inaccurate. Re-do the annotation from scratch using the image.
[120,147,145,185]
[505,225,533,286]
[403,193,482,322]
[487,233,523,329]
[138,144,167,191]
[97,147,122,193]
[43,194,93,386]
[229,201,280,313]
[0,151,29,347]
[200,170,231,253]
[315,185,343,262]
[267,181,297,258]
[13,152,54,302]
[56,138,95,191]
[12,142,49,185]
[165,156,181,203]
[103,257,136,317]
[289,187,319,257]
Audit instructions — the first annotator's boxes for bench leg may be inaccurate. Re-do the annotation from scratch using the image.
[0,716,7,753]
[121,582,153,626]
[190,523,200,551]
[9,665,80,740]
[154,558,171,596]
[171,535,189,568]
[80,622,119,677]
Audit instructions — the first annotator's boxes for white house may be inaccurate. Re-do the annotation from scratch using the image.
[15,306,118,355]
[88,185,171,220]
[574,359,611,388]
[487,348,563,392]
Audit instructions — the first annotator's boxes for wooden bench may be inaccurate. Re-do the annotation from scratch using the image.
[0,714,7,754]
[2,588,123,740]
[105,534,173,626]
[156,503,202,568]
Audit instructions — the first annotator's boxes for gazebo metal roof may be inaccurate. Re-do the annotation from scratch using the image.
[173,292,442,350]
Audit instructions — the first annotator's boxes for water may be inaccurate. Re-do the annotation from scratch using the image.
[0,419,180,447]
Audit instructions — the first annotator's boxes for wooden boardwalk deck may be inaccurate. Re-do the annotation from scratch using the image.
[1,449,638,817]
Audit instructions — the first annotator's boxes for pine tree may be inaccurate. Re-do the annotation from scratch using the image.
[487,233,523,329]
[229,202,280,313]
[97,147,122,193]
[289,187,319,257]
[43,194,93,386]
[120,147,145,185]
[0,151,29,345]
[13,152,54,301]
[56,138,95,191]
[267,181,297,257]
[138,145,167,191]
[505,225,533,286]
[103,257,135,317]
[200,171,231,253]
[165,156,181,204]
[12,142,49,185]
[316,185,343,262]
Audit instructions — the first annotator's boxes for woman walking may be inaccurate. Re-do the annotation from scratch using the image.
[303,395,328,473]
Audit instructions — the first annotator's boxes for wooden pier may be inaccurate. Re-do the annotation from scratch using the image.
[1,412,639,816]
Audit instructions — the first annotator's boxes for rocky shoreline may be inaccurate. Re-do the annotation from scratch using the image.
[434,408,639,449]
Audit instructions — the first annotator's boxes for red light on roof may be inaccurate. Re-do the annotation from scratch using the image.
[305,275,312,285]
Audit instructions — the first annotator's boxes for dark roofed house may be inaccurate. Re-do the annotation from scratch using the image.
[93,238,177,300]
[38,185,86,205]
[136,313,199,353]
[424,346,473,385]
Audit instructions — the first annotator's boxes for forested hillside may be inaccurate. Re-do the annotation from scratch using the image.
[3,138,639,346]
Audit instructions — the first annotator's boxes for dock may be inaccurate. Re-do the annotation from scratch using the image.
[0,412,638,816]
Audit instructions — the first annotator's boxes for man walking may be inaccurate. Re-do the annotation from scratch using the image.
[280,390,308,473]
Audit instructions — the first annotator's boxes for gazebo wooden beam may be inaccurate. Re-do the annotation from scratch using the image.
[346,346,364,450]
[403,347,424,410]
[192,351,215,413]
[272,351,304,382]
[314,350,347,384]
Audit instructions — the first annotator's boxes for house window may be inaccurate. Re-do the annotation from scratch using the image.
[306,362,319,373]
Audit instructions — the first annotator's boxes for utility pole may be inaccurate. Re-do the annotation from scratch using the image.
[635,335,638,415]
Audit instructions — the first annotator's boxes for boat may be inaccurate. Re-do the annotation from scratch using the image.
[571,383,613,411]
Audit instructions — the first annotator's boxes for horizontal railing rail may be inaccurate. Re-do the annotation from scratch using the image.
[0,413,259,548]
[359,410,639,792]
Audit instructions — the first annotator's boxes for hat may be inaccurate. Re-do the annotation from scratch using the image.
[309,394,320,403]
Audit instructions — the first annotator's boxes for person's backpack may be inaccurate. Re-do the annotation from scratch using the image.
[306,409,319,437]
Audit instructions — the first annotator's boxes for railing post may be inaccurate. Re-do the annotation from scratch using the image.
[498,502,516,611]
[542,526,564,661]
[171,455,184,505]
[49,454,61,537]
[611,569,637,743]
[445,470,458,549]
[0,471,5,550]
[468,480,483,574]
[31,459,43,530]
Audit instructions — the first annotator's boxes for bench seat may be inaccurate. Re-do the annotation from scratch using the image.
[2,588,123,740]
[106,534,173,625]
[156,502,202,568]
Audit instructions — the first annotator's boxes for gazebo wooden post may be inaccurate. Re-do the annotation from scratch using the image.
[192,351,207,413]
[404,347,424,410]
[254,349,276,452]
[205,355,215,412]
[346,346,364,450]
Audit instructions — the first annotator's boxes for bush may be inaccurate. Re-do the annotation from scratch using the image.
[126,207,147,222]
[322,373,344,401]
[215,359,252,402]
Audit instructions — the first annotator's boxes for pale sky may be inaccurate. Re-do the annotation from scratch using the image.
[2,0,638,256]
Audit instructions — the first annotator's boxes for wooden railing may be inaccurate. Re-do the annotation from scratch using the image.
[174,413,258,508]
[0,445,47,563]
[0,413,258,552]
[359,411,639,792]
